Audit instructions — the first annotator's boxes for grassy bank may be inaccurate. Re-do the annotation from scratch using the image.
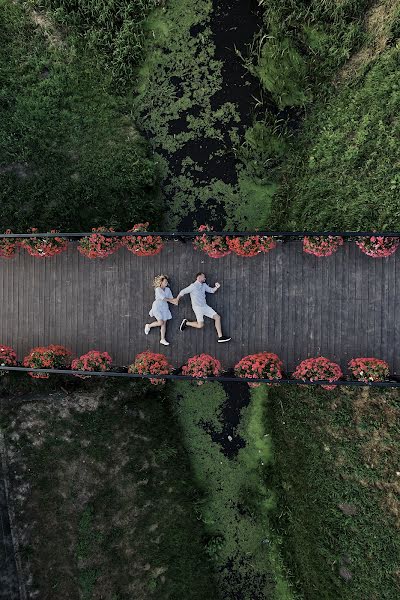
[172,381,294,599]
[0,0,161,232]
[267,385,400,599]
[270,45,400,230]
[254,0,371,108]
[1,381,217,599]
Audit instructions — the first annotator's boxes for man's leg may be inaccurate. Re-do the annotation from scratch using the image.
[213,313,223,337]
[186,320,204,329]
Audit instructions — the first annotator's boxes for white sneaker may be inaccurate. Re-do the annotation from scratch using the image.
[160,339,170,346]
[144,324,151,335]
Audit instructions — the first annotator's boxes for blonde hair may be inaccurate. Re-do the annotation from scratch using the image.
[153,274,168,288]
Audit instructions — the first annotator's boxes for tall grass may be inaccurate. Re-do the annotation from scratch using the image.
[255,0,370,107]
[0,0,161,231]
[29,0,163,89]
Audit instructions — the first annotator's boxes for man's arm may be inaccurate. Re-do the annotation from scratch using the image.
[176,283,195,300]
[204,282,220,293]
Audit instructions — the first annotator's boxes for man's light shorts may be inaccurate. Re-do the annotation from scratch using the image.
[193,304,217,323]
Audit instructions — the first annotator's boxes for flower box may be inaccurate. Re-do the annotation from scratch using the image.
[356,236,399,258]
[23,344,72,378]
[227,235,276,257]
[303,235,344,257]
[0,230,18,258]
[293,356,343,390]
[181,353,223,384]
[234,352,283,387]
[20,228,68,258]
[121,222,163,256]
[128,350,173,385]
[0,344,17,375]
[78,227,120,259]
[71,350,112,378]
[193,225,231,258]
[348,357,390,382]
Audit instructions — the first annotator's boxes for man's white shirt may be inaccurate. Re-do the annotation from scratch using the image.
[178,281,215,307]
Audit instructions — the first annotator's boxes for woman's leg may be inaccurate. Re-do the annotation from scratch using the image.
[148,320,162,329]
[160,321,167,340]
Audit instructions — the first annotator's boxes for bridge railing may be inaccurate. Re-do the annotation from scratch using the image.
[0,230,400,238]
[1,366,400,387]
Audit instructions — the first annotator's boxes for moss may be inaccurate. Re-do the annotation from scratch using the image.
[172,381,295,599]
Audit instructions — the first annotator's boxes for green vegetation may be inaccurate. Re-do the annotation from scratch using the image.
[134,0,276,228]
[0,0,160,232]
[270,46,400,230]
[255,0,370,107]
[172,381,294,599]
[31,0,160,91]
[2,381,217,599]
[267,385,400,599]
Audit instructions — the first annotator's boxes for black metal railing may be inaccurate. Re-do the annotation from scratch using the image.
[1,366,399,387]
[0,230,399,239]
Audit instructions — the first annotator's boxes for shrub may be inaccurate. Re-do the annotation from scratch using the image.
[128,350,173,385]
[193,225,231,258]
[71,350,112,379]
[356,236,399,258]
[0,230,18,258]
[181,354,223,385]
[293,356,343,390]
[78,227,120,259]
[348,357,390,383]
[227,235,276,257]
[23,345,72,378]
[303,235,344,257]
[0,344,17,376]
[121,222,163,256]
[20,228,68,258]
[234,352,283,387]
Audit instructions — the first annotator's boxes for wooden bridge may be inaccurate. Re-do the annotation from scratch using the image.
[0,240,399,374]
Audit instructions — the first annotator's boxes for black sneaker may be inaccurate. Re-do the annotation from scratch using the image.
[217,336,231,343]
[180,319,187,331]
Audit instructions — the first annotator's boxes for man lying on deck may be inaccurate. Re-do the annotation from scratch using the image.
[174,272,231,342]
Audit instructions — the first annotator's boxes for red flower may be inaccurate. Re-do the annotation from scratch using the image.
[23,344,72,378]
[78,227,120,259]
[356,236,399,258]
[348,357,389,382]
[128,350,173,385]
[121,222,163,256]
[181,354,223,384]
[193,225,231,258]
[0,230,19,258]
[0,344,17,375]
[71,350,112,379]
[303,236,344,257]
[293,356,342,390]
[20,229,68,258]
[227,235,276,257]
[234,352,283,387]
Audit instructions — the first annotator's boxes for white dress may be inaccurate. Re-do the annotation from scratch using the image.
[149,286,173,321]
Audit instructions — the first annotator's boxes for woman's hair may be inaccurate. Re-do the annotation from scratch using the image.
[153,274,168,288]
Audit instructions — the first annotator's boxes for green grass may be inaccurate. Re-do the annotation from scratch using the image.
[269,46,400,230]
[254,0,370,108]
[172,381,295,599]
[2,380,218,599]
[27,0,160,91]
[267,385,400,599]
[0,0,161,232]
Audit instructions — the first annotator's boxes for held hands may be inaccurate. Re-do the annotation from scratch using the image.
[214,282,220,290]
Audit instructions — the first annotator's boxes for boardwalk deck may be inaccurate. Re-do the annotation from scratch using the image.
[0,240,399,374]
